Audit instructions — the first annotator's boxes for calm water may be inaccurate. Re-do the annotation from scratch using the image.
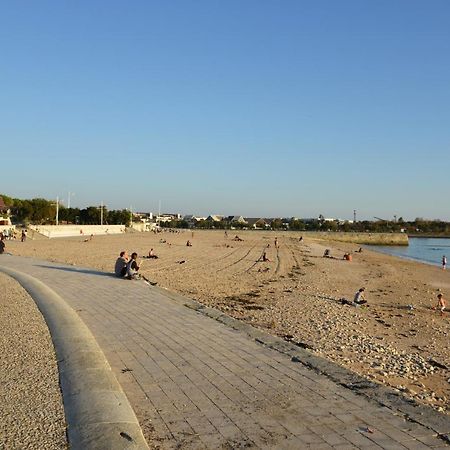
[371,237,450,267]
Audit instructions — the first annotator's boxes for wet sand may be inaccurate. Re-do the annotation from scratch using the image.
[5,230,450,415]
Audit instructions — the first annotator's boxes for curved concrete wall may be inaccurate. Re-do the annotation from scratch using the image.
[0,266,149,450]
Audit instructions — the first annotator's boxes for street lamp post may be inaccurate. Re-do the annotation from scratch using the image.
[68,192,75,209]
[56,196,59,226]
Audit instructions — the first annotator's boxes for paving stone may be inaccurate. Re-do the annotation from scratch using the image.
[3,255,449,450]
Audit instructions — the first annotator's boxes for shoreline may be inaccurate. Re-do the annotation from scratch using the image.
[5,230,449,416]
[367,246,443,269]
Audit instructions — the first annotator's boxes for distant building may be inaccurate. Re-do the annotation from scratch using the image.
[227,215,247,224]
[131,212,156,232]
[183,215,205,227]
[245,218,270,229]
[206,215,224,222]
[156,213,181,223]
[0,196,14,232]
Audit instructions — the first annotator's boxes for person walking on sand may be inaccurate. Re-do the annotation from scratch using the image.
[434,293,446,316]
[21,229,27,242]
[0,238,5,254]
[442,255,447,270]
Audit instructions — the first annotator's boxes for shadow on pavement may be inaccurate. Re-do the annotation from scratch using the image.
[35,265,115,278]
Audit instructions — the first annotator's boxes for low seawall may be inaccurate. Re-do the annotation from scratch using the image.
[28,224,126,239]
[301,231,409,246]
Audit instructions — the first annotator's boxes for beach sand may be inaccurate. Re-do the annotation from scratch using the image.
[5,229,450,415]
[0,273,67,449]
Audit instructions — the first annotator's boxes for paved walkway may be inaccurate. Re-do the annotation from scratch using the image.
[2,255,449,449]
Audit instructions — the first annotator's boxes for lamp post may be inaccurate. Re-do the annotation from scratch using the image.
[68,192,75,209]
[56,196,59,226]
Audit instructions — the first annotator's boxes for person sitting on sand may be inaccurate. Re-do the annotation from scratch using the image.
[114,251,129,277]
[147,248,158,259]
[233,235,243,241]
[354,287,367,305]
[126,252,140,279]
[186,240,192,247]
[323,249,331,258]
[434,293,446,316]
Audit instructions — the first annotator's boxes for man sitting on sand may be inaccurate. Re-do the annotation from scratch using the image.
[147,248,158,259]
[126,252,140,279]
[114,251,129,277]
[186,240,192,247]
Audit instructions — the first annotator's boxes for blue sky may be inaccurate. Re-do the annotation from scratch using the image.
[2,1,450,220]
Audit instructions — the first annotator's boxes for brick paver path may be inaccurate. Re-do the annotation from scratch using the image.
[2,255,449,449]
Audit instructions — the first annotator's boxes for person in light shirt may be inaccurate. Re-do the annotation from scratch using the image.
[353,287,367,305]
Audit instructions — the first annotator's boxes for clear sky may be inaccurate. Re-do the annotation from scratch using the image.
[2,1,450,220]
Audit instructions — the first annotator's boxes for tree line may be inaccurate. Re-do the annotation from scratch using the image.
[1,194,130,226]
[161,216,450,234]
[2,194,450,234]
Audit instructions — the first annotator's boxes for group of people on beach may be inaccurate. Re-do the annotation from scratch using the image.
[114,251,140,279]
[114,250,158,285]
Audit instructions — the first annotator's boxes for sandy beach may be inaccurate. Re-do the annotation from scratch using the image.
[0,273,67,449]
[4,230,450,416]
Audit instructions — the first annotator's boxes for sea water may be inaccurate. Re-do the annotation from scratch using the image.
[370,237,450,267]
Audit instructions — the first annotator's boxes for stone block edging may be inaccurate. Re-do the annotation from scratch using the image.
[0,266,149,450]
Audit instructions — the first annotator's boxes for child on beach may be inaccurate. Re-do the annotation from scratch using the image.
[434,293,446,316]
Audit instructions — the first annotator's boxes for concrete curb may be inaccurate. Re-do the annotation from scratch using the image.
[155,285,450,444]
[0,266,149,450]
